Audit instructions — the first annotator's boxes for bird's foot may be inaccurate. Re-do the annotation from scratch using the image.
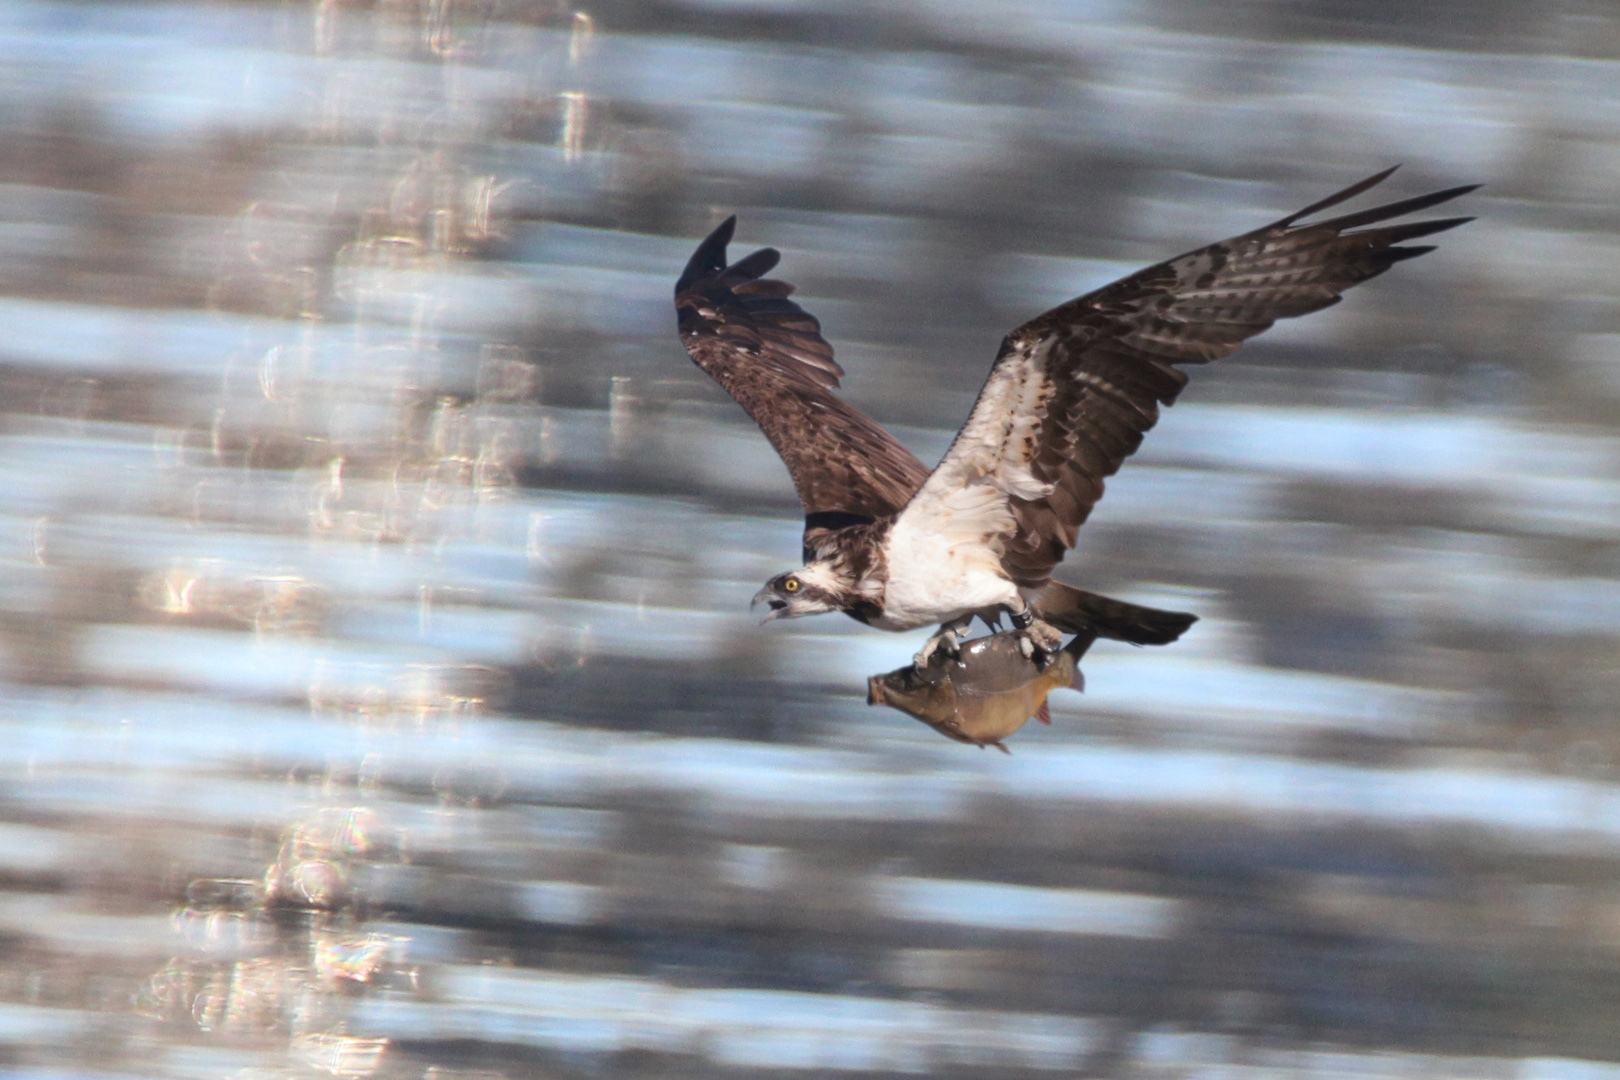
[1011,611,1063,664]
[914,626,964,668]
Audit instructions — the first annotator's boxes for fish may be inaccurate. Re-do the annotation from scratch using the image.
[866,629,1097,752]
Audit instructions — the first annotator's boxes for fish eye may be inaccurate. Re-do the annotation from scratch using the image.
[782,577,801,593]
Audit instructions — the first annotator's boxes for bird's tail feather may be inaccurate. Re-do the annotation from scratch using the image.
[1061,627,1098,690]
[1030,582,1197,646]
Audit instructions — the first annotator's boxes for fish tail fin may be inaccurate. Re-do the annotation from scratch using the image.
[1032,582,1197,646]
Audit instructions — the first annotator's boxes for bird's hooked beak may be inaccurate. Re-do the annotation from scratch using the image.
[751,585,789,624]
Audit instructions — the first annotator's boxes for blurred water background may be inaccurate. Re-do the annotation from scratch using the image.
[2,0,1620,1077]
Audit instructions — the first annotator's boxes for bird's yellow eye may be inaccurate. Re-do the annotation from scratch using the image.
[783,577,801,593]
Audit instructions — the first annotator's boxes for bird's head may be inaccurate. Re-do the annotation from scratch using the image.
[751,566,843,622]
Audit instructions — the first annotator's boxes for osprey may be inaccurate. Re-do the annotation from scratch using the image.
[674,168,1474,663]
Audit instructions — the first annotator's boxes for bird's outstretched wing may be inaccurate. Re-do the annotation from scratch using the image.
[898,167,1477,588]
[675,217,930,551]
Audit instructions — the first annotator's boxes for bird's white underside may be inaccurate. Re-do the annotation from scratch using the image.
[869,339,1058,631]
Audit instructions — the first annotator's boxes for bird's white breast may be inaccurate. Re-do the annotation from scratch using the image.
[869,511,1020,631]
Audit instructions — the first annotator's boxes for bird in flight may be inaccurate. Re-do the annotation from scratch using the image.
[674,167,1474,665]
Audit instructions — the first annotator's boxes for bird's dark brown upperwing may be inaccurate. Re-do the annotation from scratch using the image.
[675,217,931,554]
[911,167,1478,588]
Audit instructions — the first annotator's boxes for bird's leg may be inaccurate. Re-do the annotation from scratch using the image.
[1008,598,1063,663]
[915,615,974,668]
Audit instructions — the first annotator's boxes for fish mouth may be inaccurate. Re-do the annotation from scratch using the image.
[866,677,884,706]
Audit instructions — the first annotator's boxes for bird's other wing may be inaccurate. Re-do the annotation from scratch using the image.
[675,217,931,552]
[897,167,1477,588]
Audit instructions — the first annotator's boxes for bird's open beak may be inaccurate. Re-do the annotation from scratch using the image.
[751,586,788,624]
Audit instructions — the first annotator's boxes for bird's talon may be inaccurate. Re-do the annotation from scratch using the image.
[914,629,962,668]
[1014,617,1063,666]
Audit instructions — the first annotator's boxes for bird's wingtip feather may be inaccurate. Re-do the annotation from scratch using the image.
[1273,165,1401,227]
[675,214,739,293]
